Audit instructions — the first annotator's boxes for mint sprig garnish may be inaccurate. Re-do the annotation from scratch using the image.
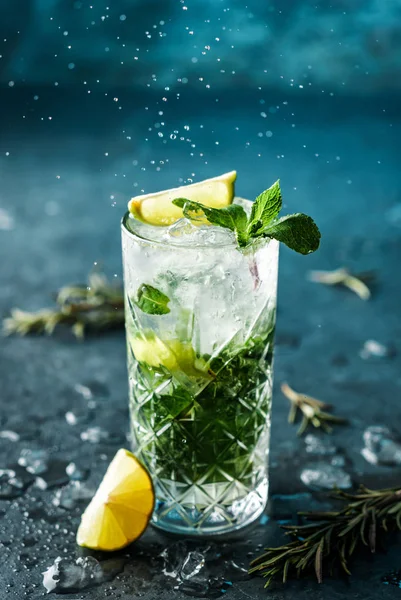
[136,284,171,315]
[173,180,321,254]
[248,180,282,236]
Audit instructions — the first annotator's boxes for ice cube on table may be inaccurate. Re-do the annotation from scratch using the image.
[300,463,352,490]
[42,556,125,593]
[304,434,337,456]
[18,449,49,474]
[0,430,20,442]
[80,426,108,443]
[361,425,401,466]
[52,481,94,509]
[180,551,206,580]
[0,469,25,499]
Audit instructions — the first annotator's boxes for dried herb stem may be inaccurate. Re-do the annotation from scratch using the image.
[281,382,348,435]
[3,273,124,339]
[250,486,401,587]
[308,267,373,300]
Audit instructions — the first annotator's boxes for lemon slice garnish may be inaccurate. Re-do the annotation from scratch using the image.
[76,449,154,551]
[128,170,236,226]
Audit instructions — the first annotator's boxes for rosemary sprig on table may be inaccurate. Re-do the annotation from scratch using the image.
[281,382,348,435]
[2,273,124,339]
[308,267,374,300]
[250,486,401,587]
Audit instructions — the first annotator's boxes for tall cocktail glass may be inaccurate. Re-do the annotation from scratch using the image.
[121,204,278,536]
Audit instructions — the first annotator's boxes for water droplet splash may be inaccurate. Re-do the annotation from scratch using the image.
[361,426,401,466]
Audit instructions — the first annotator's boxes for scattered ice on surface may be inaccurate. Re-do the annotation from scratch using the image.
[18,449,49,474]
[34,460,70,489]
[330,455,346,467]
[180,551,205,580]
[65,411,78,425]
[0,430,20,442]
[361,426,401,466]
[360,340,389,359]
[43,557,61,593]
[160,542,243,597]
[74,383,93,400]
[161,541,186,578]
[42,556,125,593]
[0,469,25,499]
[66,462,88,481]
[300,463,352,490]
[0,208,14,230]
[52,481,94,509]
[305,434,337,456]
[80,426,108,443]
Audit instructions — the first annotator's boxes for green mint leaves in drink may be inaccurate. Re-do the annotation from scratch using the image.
[173,180,321,254]
[136,284,171,315]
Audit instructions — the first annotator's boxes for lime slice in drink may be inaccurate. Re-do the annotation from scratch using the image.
[128,171,236,226]
[130,331,180,371]
[130,332,210,378]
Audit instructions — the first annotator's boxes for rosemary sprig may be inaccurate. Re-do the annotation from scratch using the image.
[250,486,401,587]
[307,267,374,300]
[2,273,124,339]
[281,382,348,435]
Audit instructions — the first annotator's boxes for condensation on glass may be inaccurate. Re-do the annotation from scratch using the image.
[121,209,279,535]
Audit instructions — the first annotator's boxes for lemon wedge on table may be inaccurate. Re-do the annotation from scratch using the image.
[128,170,236,226]
[76,449,154,551]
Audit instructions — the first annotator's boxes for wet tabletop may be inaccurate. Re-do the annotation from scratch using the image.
[0,89,401,599]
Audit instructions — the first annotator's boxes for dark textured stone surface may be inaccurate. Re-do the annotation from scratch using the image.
[0,88,400,598]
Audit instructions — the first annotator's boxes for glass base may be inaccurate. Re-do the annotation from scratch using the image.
[150,478,268,536]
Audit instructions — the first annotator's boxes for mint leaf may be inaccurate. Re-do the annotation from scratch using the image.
[260,213,321,255]
[248,180,282,236]
[136,284,171,315]
[172,198,248,246]
[172,182,321,256]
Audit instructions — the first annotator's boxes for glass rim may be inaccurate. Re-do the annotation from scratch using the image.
[121,197,254,250]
